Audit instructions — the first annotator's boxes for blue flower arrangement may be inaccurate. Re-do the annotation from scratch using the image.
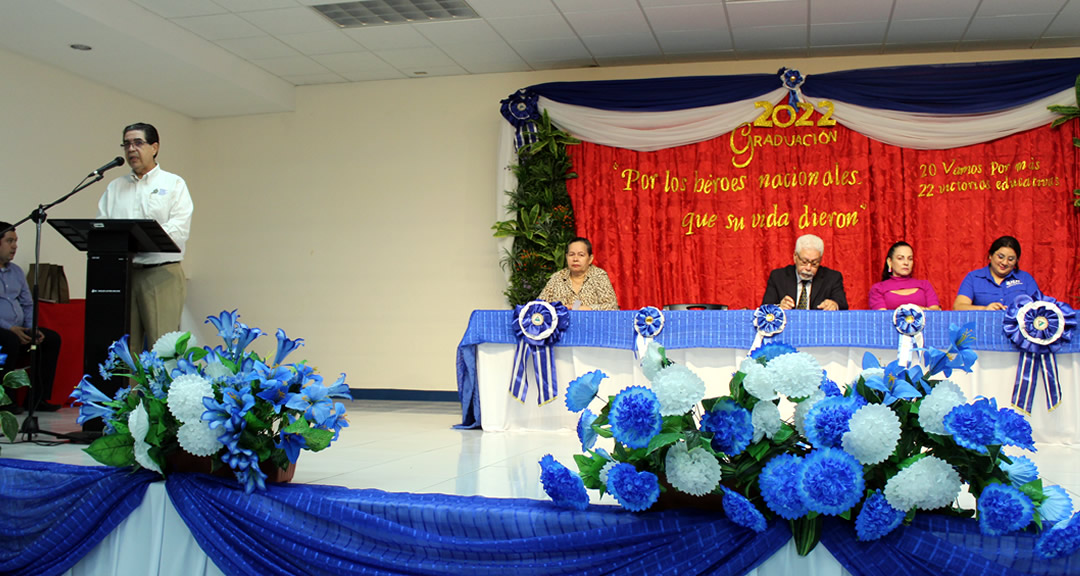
[539,322,1080,560]
[69,310,350,493]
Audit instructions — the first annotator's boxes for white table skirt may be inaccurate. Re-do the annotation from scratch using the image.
[477,344,1079,444]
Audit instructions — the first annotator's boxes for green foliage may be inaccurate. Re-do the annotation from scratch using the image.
[493,110,581,305]
[86,433,137,467]
[1047,74,1080,206]
[0,368,32,448]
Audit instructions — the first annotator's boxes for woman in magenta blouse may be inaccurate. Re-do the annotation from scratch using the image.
[868,242,941,310]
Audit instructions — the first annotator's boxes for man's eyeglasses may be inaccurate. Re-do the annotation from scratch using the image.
[794,254,821,268]
[120,139,148,149]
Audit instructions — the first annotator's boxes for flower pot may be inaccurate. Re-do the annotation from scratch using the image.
[165,451,296,484]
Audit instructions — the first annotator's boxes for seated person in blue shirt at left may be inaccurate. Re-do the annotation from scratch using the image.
[953,235,1040,311]
[0,222,62,414]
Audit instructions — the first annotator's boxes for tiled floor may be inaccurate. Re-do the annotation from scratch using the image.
[2,400,1077,510]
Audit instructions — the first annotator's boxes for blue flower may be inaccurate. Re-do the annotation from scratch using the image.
[945,322,978,373]
[943,398,998,454]
[232,322,262,358]
[320,402,349,440]
[978,483,1034,536]
[750,342,798,363]
[608,386,662,449]
[1036,511,1080,559]
[820,374,842,397]
[0,346,6,366]
[285,381,334,426]
[607,462,660,512]
[798,448,865,516]
[222,447,267,494]
[107,335,138,373]
[1040,485,1074,526]
[999,455,1039,487]
[254,362,296,413]
[277,429,306,463]
[759,453,808,520]
[539,454,589,511]
[700,399,753,456]
[863,359,922,405]
[206,310,241,343]
[565,370,606,413]
[272,328,304,366]
[68,375,117,425]
[855,490,906,541]
[325,373,351,399]
[721,487,767,533]
[804,396,864,448]
[577,409,598,451]
[995,407,1035,451]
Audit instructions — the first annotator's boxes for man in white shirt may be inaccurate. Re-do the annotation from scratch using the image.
[97,123,193,352]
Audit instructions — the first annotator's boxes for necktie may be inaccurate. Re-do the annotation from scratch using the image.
[796,281,809,310]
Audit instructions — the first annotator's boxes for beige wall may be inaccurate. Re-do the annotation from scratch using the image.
[2,46,1077,393]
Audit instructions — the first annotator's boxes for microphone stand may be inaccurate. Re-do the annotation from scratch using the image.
[2,172,104,442]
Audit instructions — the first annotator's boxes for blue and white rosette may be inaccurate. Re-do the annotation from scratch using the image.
[510,300,570,405]
[893,304,925,367]
[750,304,786,354]
[633,306,665,359]
[499,89,540,151]
[1003,294,1076,413]
[779,67,805,108]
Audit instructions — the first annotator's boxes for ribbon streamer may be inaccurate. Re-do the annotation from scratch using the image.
[1003,294,1076,413]
[750,304,786,354]
[500,89,540,151]
[893,305,925,368]
[509,300,569,405]
[633,306,665,359]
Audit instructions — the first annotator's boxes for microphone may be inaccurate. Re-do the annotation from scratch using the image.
[90,156,125,177]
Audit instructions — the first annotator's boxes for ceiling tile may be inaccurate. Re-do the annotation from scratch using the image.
[458,59,532,74]
[733,25,808,50]
[977,0,1067,17]
[282,72,349,85]
[376,46,457,68]
[580,34,662,58]
[965,15,1057,41]
[1045,1,1080,36]
[727,0,808,28]
[644,4,729,31]
[811,0,893,24]
[811,22,888,46]
[886,18,968,44]
[510,37,593,61]
[278,30,364,55]
[339,68,408,81]
[172,13,266,41]
[486,15,578,39]
[810,45,882,57]
[414,20,503,44]
[343,25,434,50]
[892,0,981,20]
[957,38,1038,51]
[216,35,302,59]
[564,10,651,36]
[438,41,524,64]
[312,51,393,73]
[464,0,560,18]
[398,64,469,77]
[553,0,632,12]
[656,30,733,53]
[1034,37,1080,48]
[133,0,226,19]
[251,55,330,76]
[238,7,338,35]
[215,0,301,11]
[528,58,597,70]
[883,41,962,53]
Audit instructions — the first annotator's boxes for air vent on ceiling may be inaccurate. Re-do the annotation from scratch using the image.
[312,0,479,28]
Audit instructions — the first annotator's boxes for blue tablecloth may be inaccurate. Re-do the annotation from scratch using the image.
[455,310,1080,428]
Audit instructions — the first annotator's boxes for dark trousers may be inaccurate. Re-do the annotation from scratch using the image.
[0,326,61,408]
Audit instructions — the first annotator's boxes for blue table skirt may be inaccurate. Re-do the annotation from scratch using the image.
[455,310,1078,428]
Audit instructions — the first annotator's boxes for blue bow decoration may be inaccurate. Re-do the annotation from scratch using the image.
[633,306,665,359]
[778,67,805,108]
[510,300,569,405]
[499,89,540,151]
[750,304,786,353]
[892,305,925,367]
[1003,293,1076,413]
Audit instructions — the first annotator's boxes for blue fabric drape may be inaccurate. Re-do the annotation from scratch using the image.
[531,74,781,111]
[0,458,157,576]
[821,515,1079,576]
[526,58,1080,114]
[166,473,789,576]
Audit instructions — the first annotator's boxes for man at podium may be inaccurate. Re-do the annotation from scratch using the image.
[97,123,193,351]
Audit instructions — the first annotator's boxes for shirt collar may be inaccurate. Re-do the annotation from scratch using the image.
[130,163,160,182]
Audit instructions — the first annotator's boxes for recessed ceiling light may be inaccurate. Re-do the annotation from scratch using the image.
[311,0,479,28]
[69,44,92,51]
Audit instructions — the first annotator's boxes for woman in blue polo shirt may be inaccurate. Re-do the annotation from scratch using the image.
[953,236,1040,310]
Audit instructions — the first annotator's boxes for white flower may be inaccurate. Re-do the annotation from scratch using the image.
[794,389,826,436]
[652,364,706,416]
[918,380,967,435]
[640,341,667,381]
[204,361,233,383]
[884,455,961,512]
[128,404,162,475]
[752,400,782,443]
[741,358,777,401]
[167,373,214,424]
[767,352,823,399]
[842,404,901,465]
[664,442,722,496]
[152,331,196,360]
[177,421,224,457]
[599,461,618,486]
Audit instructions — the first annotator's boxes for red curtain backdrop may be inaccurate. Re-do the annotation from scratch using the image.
[566,111,1080,311]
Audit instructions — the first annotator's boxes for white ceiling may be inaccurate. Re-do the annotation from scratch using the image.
[1,0,1078,118]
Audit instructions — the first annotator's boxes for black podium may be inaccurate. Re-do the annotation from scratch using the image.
[50,219,179,433]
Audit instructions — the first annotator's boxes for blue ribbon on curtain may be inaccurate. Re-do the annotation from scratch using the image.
[632,305,664,359]
[499,88,540,151]
[1003,294,1076,413]
[750,304,786,353]
[509,300,569,405]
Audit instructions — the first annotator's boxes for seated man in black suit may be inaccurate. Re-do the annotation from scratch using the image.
[762,234,848,311]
